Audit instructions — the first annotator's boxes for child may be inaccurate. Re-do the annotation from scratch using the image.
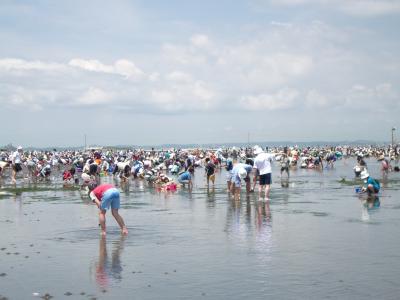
[62,167,76,184]
[178,166,194,190]
[89,183,128,236]
[204,157,216,187]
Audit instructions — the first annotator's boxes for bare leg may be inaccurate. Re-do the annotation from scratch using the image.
[265,184,271,200]
[12,169,17,184]
[258,184,264,200]
[112,209,128,235]
[211,174,215,187]
[234,186,241,200]
[99,210,107,236]
[252,174,257,192]
[246,179,251,193]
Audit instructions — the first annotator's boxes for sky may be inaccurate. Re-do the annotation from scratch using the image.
[0,0,399,147]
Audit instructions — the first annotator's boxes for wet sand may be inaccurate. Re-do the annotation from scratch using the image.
[1,158,400,299]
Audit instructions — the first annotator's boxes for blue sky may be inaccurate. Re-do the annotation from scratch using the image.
[0,0,399,147]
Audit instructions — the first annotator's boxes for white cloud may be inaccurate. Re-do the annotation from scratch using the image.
[0,58,65,72]
[270,21,293,28]
[161,43,208,65]
[265,0,400,16]
[114,59,144,79]
[165,71,192,82]
[306,90,329,108]
[344,83,398,112]
[0,18,398,117]
[76,87,113,106]
[150,80,217,112]
[193,81,215,101]
[240,88,299,111]
[149,72,160,82]
[1,86,57,111]
[190,34,211,48]
[222,49,313,89]
[339,0,400,17]
[69,58,144,79]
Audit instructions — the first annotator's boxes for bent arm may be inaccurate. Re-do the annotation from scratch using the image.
[89,191,101,209]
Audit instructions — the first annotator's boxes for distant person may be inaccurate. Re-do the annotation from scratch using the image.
[313,154,323,170]
[253,146,274,201]
[38,163,52,180]
[63,167,77,185]
[0,160,9,178]
[380,156,391,176]
[225,158,234,191]
[178,167,194,190]
[204,157,216,188]
[357,155,367,168]
[11,146,24,184]
[229,163,253,199]
[360,170,380,195]
[89,183,128,236]
[280,152,290,178]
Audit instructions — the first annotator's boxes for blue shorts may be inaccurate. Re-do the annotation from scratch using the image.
[100,188,120,210]
[226,172,233,182]
[230,175,242,188]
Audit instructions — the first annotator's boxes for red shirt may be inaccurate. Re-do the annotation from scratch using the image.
[93,184,114,201]
[63,171,72,181]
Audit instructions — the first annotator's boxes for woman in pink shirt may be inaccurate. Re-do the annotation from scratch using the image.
[89,183,128,236]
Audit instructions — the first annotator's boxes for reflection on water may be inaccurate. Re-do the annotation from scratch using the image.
[94,236,125,289]
[360,195,380,222]
[254,200,273,260]
[1,157,400,299]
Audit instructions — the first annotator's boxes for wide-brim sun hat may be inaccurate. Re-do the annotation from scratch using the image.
[253,146,263,155]
[81,173,91,182]
[238,168,247,179]
[360,170,369,179]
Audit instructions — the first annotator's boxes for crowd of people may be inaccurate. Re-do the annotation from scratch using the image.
[1,144,399,189]
[1,144,399,234]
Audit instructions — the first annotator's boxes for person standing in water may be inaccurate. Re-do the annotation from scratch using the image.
[204,157,216,188]
[11,146,24,184]
[253,146,274,201]
[89,183,128,236]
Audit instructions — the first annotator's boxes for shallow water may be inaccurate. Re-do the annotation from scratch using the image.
[1,158,400,299]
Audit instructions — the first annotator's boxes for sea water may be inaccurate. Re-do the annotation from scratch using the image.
[0,158,400,299]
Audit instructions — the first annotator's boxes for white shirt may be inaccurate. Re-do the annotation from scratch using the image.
[254,152,274,175]
[0,161,8,169]
[12,151,21,164]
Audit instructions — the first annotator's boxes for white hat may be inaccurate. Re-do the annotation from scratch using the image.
[253,146,263,155]
[81,173,91,182]
[238,168,247,179]
[360,170,369,179]
[17,146,23,150]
